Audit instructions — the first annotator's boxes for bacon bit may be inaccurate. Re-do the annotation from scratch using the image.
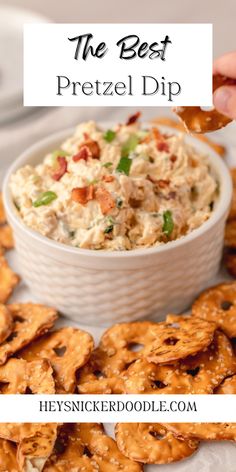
[73,147,89,162]
[157,179,170,188]
[95,187,115,215]
[150,127,170,152]
[142,127,166,145]
[170,154,177,163]
[147,174,157,184]
[168,191,177,199]
[81,139,100,159]
[190,158,198,168]
[129,197,141,208]
[102,175,115,183]
[152,127,164,141]
[52,157,67,181]
[86,185,95,201]
[147,175,170,188]
[140,133,151,144]
[126,111,141,126]
[71,185,95,205]
[157,141,169,152]
[83,132,89,140]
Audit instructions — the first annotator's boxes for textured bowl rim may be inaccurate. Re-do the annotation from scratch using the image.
[3,123,233,261]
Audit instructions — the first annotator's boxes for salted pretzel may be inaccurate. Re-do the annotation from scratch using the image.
[163,423,236,442]
[77,317,216,394]
[0,304,13,344]
[77,347,126,394]
[192,282,236,338]
[142,316,216,365]
[0,423,59,472]
[216,374,236,394]
[0,303,58,365]
[115,423,198,464]
[174,74,236,133]
[0,255,19,304]
[0,193,14,250]
[123,331,236,394]
[0,358,55,394]
[0,225,14,250]
[96,318,215,377]
[0,424,43,443]
[0,439,18,472]
[44,423,143,471]
[97,321,159,376]
[19,327,94,393]
[17,424,59,472]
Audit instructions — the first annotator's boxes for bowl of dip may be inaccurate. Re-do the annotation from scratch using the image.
[3,117,232,325]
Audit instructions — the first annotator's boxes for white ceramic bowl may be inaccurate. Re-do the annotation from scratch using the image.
[3,125,232,326]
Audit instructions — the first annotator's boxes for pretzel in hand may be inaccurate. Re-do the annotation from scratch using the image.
[174,75,236,133]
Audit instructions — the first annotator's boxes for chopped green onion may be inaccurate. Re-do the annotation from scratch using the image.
[102,162,113,168]
[103,130,116,142]
[104,224,113,234]
[162,210,174,237]
[33,191,57,208]
[116,134,139,175]
[116,156,132,176]
[116,197,123,208]
[121,134,139,158]
[104,216,115,233]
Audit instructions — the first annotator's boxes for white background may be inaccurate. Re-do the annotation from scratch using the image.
[24,23,212,107]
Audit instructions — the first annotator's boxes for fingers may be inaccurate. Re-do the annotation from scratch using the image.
[213,51,236,78]
[213,85,236,120]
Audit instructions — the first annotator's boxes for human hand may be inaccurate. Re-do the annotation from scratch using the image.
[213,51,236,119]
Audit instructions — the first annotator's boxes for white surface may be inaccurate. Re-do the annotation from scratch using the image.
[0,5,50,123]
[3,124,232,325]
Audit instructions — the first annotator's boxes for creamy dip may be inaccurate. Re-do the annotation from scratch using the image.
[10,114,218,250]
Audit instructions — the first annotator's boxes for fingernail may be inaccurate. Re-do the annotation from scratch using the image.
[213,87,231,113]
